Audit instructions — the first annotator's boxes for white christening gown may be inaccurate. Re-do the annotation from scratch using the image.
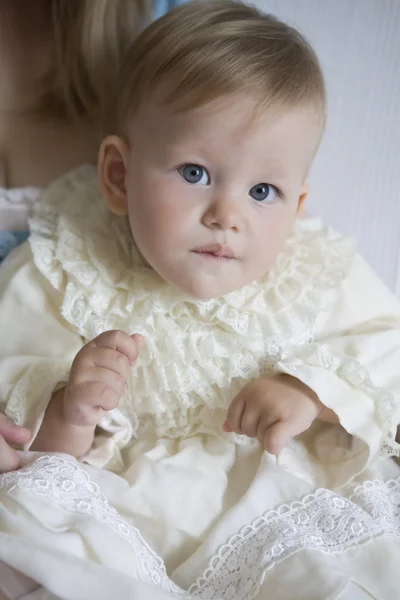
[0,168,399,599]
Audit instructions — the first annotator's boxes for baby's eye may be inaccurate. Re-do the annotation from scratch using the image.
[178,164,210,185]
[249,183,279,203]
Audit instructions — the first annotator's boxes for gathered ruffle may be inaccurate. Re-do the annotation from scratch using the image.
[29,167,355,440]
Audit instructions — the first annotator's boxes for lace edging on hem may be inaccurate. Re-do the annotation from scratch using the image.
[1,456,399,600]
[189,477,400,598]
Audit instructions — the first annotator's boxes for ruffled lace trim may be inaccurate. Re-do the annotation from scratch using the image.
[1,456,399,600]
[29,167,355,439]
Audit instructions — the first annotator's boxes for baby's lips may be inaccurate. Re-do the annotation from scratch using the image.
[223,420,233,433]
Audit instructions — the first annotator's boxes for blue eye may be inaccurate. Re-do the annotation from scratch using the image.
[249,183,278,203]
[178,164,210,185]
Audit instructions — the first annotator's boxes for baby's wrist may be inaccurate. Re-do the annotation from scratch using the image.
[309,393,324,414]
[317,404,340,425]
[31,387,96,456]
[278,374,321,407]
[48,387,96,439]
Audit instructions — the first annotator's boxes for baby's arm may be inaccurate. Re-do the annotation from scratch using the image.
[273,255,400,480]
[0,245,142,461]
[32,331,143,458]
[0,413,31,473]
[226,254,400,482]
[31,387,93,457]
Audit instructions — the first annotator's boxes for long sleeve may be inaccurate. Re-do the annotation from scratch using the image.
[0,243,83,447]
[276,254,400,488]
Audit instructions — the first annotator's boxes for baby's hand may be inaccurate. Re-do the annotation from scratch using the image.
[63,330,143,427]
[0,413,31,473]
[224,374,323,454]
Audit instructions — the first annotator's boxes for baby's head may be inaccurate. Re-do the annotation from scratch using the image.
[99,0,326,299]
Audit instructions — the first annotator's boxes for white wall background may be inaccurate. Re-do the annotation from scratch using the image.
[252,0,400,294]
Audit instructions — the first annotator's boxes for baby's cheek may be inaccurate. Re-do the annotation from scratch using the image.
[255,220,290,269]
[129,200,174,254]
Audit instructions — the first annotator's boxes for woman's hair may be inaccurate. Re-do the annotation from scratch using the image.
[116,0,326,133]
[37,0,151,125]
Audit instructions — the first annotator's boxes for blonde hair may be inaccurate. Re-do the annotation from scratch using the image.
[37,0,151,125]
[116,0,326,133]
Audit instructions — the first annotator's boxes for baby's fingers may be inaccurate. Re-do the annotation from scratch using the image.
[240,404,263,438]
[64,381,121,426]
[264,420,301,455]
[225,395,246,434]
[71,367,127,399]
[92,348,131,379]
[0,413,31,445]
[93,330,143,365]
[131,333,144,352]
[0,435,21,473]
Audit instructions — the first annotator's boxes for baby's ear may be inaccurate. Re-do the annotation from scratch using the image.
[297,183,309,214]
[98,136,130,215]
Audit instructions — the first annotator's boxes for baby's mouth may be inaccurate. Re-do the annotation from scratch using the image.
[192,243,235,259]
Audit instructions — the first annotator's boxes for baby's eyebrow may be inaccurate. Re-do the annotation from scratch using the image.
[164,142,215,161]
[164,143,189,154]
[165,141,206,152]
[258,158,297,181]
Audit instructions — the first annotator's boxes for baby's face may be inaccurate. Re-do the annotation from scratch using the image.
[121,94,321,299]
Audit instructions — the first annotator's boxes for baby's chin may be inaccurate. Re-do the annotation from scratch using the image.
[164,273,252,301]
[143,253,263,300]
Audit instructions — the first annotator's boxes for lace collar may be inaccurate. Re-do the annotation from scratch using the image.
[29,166,354,353]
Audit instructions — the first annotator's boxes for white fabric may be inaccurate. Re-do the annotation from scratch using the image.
[0,562,39,599]
[0,167,400,599]
[0,186,41,231]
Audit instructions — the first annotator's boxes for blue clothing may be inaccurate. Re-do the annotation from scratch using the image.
[0,230,29,264]
[153,0,188,20]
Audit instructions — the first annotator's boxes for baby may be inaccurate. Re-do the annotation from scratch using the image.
[1,2,399,598]
[32,0,335,459]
